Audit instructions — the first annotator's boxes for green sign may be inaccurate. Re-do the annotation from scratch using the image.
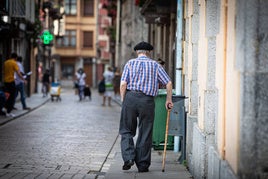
[41,30,54,45]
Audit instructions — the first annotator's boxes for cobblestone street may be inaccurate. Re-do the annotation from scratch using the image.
[0,88,121,179]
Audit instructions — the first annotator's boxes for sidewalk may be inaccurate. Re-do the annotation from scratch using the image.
[0,91,50,126]
[105,97,193,179]
[105,134,192,179]
[0,89,193,179]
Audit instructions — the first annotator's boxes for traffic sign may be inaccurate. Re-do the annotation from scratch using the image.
[40,30,54,45]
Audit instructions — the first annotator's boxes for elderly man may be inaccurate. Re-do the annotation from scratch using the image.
[119,41,173,172]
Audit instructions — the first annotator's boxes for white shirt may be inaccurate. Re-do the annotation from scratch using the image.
[76,72,86,86]
[103,70,114,85]
[15,61,25,85]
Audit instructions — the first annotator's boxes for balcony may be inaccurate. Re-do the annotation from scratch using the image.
[9,0,35,23]
[140,0,176,24]
[0,0,8,15]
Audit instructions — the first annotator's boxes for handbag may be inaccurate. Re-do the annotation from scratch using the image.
[98,78,106,93]
[74,81,79,88]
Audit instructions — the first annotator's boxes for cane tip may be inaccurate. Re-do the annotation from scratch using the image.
[162,169,165,172]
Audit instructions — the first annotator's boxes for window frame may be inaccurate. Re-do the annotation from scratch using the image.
[56,30,77,48]
[82,0,94,17]
[82,31,94,48]
[64,0,77,15]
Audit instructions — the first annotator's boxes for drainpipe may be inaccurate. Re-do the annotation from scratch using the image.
[221,0,228,160]
[95,0,99,88]
[115,0,121,68]
[176,0,183,95]
[174,0,183,152]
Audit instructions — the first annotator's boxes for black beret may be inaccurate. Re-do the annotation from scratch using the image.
[134,41,154,51]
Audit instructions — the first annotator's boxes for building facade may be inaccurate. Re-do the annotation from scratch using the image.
[115,0,149,71]
[53,0,97,87]
[184,0,268,178]
[117,0,268,178]
[96,0,116,84]
[0,0,38,95]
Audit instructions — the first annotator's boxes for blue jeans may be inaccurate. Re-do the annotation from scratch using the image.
[0,91,5,113]
[15,82,27,109]
[78,85,85,101]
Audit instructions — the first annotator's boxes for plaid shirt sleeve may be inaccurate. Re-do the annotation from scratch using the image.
[157,65,171,85]
[121,62,130,83]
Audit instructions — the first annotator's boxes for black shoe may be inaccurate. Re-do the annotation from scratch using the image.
[23,107,31,110]
[122,160,134,170]
[138,167,149,173]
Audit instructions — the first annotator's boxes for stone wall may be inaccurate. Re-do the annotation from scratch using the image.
[236,0,268,178]
[118,1,148,70]
[186,0,268,178]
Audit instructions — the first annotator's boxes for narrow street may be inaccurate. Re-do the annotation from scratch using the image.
[0,88,121,178]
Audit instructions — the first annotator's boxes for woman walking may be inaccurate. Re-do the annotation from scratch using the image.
[75,68,86,101]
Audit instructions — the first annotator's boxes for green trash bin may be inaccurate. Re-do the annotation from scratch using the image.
[152,89,174,150]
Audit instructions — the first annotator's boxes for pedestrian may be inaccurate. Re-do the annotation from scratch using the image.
[157,58,165,66]
[42,69,51,97]
[0,88,6,115]
[113,67,121,100]
[157,58,166,89]
[102,66,114,106]
[38,62,43,82]
[119,41,173,172]
[14,56,31,110]
[75,68,86,101]
[3,52,27,117]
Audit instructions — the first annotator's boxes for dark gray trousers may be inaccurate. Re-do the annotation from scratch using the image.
[119,91,155,169]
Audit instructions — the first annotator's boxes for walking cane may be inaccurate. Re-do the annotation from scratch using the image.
[162,107,171,172]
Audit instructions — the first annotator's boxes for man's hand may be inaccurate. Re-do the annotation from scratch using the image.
[165,101,173,110]
[165,81,173,110]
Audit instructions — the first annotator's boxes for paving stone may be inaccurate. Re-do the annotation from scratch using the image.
[0,89,192,179]
[0,89,121,178]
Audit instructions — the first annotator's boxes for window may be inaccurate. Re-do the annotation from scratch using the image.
[65,0,77,15]
[83,0,94,16]
[83,31,93,48]
[61,64,74,79]
[56,30,76,47]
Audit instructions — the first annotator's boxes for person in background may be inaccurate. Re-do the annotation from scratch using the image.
[102,66,114,106]
[119,41,173,172]
[42,69,51,97]
[157,58,165,66]
[14,56,31,110]
[157,58,166,89]
[38,62,43,82]
[0,86,6,115]
[3,52,27,117]
[75,68,86,101]
[113,67,121,100]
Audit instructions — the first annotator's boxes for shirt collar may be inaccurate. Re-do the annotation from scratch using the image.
[137,55,148,59]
